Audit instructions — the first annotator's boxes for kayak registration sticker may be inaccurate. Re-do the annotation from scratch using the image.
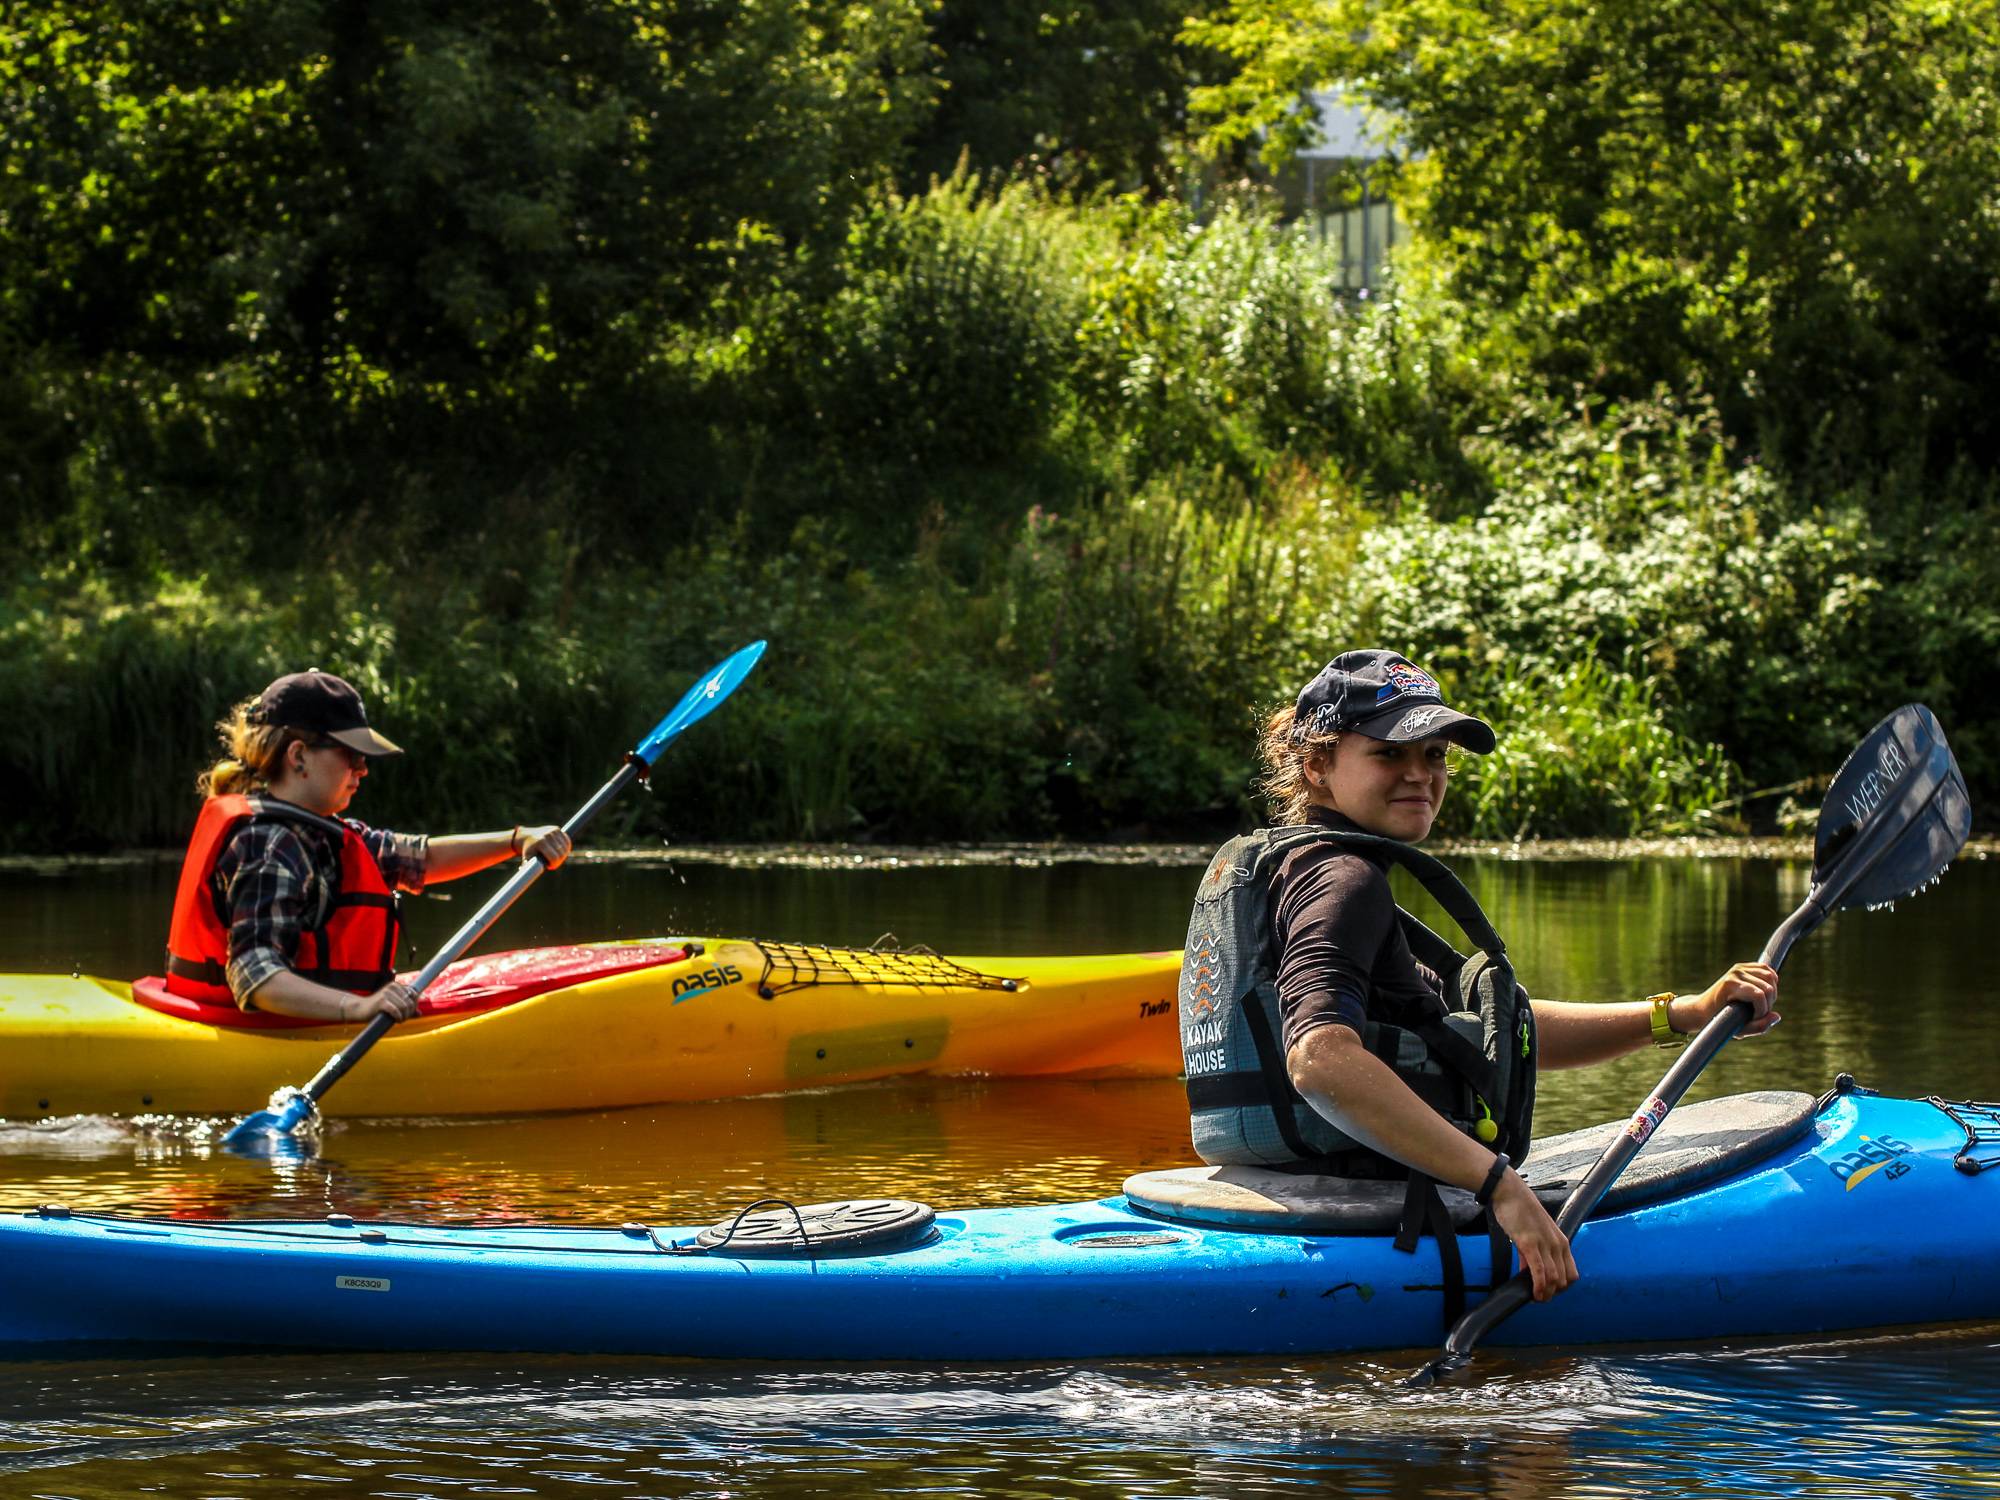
[336,1274,391,1293]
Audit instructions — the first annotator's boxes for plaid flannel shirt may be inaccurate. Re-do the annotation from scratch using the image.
[215,814,428,1007]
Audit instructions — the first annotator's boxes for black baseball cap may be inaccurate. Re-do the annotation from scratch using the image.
[254,670,402,757]
[1293,649,1496,753]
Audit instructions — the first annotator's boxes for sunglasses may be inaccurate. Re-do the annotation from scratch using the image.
[305,737,368,769]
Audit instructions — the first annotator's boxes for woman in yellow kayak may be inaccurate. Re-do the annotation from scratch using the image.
[164,670,571,1024]
[1182,649,1779,1306]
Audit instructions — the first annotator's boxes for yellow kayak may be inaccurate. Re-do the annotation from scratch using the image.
[0,937,1184,1118]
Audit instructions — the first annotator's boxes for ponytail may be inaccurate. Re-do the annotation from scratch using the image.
[195,698,306,799]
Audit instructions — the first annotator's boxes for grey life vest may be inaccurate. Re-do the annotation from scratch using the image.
[1180,825,1536,1175]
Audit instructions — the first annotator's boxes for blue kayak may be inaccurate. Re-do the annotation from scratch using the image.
[3,1085,1996,1359]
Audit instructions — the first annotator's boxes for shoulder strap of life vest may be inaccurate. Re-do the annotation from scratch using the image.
[1276,828,1514,1112]
[1296,826,1505,959]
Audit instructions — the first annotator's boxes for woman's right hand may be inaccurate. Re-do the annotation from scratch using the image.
[343,980,420,1024]
[1490,1172,1578,1301]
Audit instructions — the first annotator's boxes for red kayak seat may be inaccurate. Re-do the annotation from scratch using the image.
[128,942,694,1030]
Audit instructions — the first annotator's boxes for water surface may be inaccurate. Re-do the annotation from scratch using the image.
[1,850,1996,1497]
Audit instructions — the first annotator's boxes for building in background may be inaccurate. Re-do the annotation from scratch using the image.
[1277,91,1399,294]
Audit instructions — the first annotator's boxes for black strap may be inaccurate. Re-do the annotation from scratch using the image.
[303,965,399,991]
[303,885,401,996]
[328,888,402,978]
[1393,1173,1427,1254]
[1488,1218,1514,1295]
[330,892,398,911]
[1397,909,1465,977]
[1372,840,1505,958]
[165,953,226,985]
[1184,1071,1270,1111]
[1280,826,1505,957]
[377,892,401,979]
[1409,1018,1501,1107]
[1392,1172,1467,1330]
[246,797,351,838]
[1237,987,1321,1162]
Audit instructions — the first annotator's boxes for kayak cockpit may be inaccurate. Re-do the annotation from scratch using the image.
[1123,1089,1820,1234]
[126,941,697,1031]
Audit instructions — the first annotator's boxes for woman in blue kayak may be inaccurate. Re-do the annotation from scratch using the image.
[164,670,572,1024]
[1182,650,1779,1306]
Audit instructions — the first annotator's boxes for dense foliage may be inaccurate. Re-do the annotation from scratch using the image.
[3,2,1996,851]
[1188,0,2000,483]
[906,0,1235,194]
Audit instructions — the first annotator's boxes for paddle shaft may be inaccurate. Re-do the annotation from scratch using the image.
[291,757,645,1107]
[1428,892,1825,1362]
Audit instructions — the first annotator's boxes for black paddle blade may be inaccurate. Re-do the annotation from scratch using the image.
[1406,1350,1469,1387]
[1812,704,1971,914]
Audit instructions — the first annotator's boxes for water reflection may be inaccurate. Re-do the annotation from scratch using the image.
[0,1078,1200,1224]
[1,852,1997,1497]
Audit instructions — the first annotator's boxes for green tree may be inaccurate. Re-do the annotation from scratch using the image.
[1,0,934,388]
[0,0,936,563]
[907,0,1236,195]
[1186,0,2000,481]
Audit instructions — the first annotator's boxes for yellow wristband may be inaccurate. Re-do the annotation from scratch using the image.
[1648,992,1682,1048]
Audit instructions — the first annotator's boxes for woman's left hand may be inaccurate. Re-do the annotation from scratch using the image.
[518,826,572,869]
[1682,961,1781,1037]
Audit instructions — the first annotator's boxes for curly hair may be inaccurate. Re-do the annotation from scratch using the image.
[1255,704,1343,825]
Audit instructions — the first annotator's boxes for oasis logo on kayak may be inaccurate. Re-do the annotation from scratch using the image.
[1828,1133,1915,1190]
[672,964,743,1004]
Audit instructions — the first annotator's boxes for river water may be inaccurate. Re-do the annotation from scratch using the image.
[2,847,1997,1497]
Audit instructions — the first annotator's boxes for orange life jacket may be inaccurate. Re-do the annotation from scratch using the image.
[163,794,403,1004]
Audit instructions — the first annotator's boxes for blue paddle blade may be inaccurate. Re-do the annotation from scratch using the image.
[633,641,767,767]
[220,1087,319,1154]
[220,1122,318,1162]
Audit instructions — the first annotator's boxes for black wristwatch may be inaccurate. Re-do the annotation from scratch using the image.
[1474,1152,1511,1207]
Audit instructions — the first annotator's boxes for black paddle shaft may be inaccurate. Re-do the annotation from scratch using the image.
[1411,703,1970,1384]
[292,757,646,1105]
[1421,921,1800,1368]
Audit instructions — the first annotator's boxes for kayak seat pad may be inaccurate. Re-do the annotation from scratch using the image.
[1123,1089,1817,1236]
[128,942,694,1031]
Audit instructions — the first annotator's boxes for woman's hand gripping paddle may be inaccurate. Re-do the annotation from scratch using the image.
[220,641,768,1155]
[1408,702,1972,1385]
